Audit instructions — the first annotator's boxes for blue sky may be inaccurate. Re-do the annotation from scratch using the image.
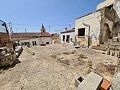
[0,0,104,34]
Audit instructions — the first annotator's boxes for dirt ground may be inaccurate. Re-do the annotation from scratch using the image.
[0,44,118,90]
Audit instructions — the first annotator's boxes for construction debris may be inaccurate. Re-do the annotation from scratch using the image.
[77,72,103,90]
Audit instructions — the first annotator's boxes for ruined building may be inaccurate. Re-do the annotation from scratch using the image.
[75,0,120,51]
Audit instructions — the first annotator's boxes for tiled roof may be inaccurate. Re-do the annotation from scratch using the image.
[40,32,52,37]
[11,32,52,38]
[61,28,75,34]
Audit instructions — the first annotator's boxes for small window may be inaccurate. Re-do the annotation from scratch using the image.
[46,42,49,44]
[32,41,37,46]
[78,28,85,36]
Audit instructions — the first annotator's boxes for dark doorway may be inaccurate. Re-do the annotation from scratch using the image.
[66,35,70,43]
[32,41,37,46]
[46,42,49,44]
[78,28,85,36]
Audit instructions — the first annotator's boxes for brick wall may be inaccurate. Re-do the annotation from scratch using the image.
[0,33,10,47]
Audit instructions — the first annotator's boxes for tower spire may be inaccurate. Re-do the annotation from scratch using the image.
[42,24,44,29]
[41,24,46,32]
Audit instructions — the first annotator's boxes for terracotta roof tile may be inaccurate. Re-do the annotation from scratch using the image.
[100,79,111,90]
[11,32,52,38]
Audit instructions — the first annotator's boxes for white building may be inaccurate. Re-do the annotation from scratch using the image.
[75,0,114,47]
[75,10,101,46]
[11,25,52,47]
[60,28,75,45]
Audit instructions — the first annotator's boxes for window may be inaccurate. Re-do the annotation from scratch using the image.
[21,42,30,46]
[46,42,49,44]
[106,4,113,10]
[32,41,37,46]
[78,28,85,36]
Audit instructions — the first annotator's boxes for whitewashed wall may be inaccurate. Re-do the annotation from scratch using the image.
[60,32,75,45]
[13,37,52,47]
[75,11,101,46]
[18,38,39,47]
[39,37,52,45]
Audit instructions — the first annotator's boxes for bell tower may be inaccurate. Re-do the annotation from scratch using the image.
[41,24,46,32]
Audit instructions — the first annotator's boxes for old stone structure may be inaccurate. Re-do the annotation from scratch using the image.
[97,0,114,10]
[75,0,119,48]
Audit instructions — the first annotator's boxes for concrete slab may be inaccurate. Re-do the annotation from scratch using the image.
[77,72,103,90]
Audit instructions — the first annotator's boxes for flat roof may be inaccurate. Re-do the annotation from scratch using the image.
[61,29,75,34]
[76,9,101,20]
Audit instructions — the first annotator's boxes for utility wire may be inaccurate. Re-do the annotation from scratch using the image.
[11,23,74,27]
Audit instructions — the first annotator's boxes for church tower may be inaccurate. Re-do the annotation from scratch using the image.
[41,24,46,32]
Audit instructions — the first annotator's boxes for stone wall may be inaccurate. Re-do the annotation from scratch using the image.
[97,0,114,10]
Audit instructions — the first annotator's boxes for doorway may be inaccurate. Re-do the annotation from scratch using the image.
[66,35,70,43]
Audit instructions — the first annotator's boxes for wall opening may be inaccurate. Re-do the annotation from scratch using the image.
[32,41,37,46]
[78,28,85,36]
[46,42,49,44]
[66,35,70,43]
[21,42,30,47]
[106,4,113,10]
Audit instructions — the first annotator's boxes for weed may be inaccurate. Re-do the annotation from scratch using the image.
[79,54,87,59]
[71,50,76,54]
[63,52,70,55]
[60,59,70,65]
[51,54,57,59]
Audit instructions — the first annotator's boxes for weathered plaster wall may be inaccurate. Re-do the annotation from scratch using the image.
[39,37,52,45]
[99,7,115,44]
[97,0,114,10]
[16,38,39,47]
[60,32,75,45]
[75,11,101,46]
[113,0,120,37]
[12,37,52,47]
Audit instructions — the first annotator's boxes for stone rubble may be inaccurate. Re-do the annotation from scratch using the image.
[0,44,118,90]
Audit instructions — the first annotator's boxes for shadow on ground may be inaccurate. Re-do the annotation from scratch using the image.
[0,59,21,71]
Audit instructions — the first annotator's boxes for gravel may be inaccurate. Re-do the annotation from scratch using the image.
[0,44,118,90]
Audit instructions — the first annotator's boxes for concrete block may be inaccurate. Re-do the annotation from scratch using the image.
[112,37,118,42]
[77,72,103,90]
[75,76,84,87]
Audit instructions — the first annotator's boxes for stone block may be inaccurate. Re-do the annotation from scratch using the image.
[112,37,118,42]
[75,76,84,87]
[77,72,103,90]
